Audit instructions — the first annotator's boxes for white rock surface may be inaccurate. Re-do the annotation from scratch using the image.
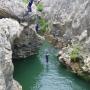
[42,0,90,73]
[0,18,22,90]
[0,0,43,90]
[0,0,26,18]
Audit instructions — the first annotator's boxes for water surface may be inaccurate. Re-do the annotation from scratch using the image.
[13,41,90,90]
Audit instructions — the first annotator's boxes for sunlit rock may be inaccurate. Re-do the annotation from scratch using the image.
[0,18,22,90]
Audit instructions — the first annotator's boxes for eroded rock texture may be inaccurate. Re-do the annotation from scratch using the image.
[0,0,44,90]
[0,18,22,90]
[0,0,26,20]
[13,25,44,59]
[42,0,90,78]
[42,0,90,40]
[0,0,37,22]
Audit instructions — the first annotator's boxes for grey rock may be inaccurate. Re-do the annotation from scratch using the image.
[42,0,90,41]
[42,0,90,77]
[0,0,37,22]
[0,18,22,90]
[13,25,44,59]
[0,17,44,89]
[0,0,26,19]
[0,0,44,90]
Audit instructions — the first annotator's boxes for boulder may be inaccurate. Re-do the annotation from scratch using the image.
[0,0,37,22]
[0,0,26,19]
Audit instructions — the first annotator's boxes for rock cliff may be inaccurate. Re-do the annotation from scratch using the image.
[0,0,44,90]
[0,18,22,90]
[42,0,90,41]
[0,0,26,20]
[13,25,44,59]
[42,0,90,79]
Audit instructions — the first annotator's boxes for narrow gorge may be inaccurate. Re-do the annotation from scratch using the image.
[0,0,90,90]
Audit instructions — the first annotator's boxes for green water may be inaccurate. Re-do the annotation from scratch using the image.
[13,41,90,90]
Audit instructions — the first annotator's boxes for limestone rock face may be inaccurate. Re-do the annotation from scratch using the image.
[0,0,44,90]
[42,0,90,42]
[0,18,22,90]
[13,25,44,59]
[0,0,26,19]
[0,0,37,21]
[42,0,90,77]
[0,18,44,89]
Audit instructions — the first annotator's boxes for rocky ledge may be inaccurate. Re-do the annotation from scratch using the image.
[58,43,90,81]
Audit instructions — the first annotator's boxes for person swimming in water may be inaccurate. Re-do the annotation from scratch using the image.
[45,49,49,63]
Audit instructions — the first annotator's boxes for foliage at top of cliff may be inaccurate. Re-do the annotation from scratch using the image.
[70,45,81,62]
[38,17,48,35]
[23,0,28,4]
[36,3,44,12]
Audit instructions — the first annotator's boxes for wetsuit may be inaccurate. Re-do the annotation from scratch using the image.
[28,0,34,12]
[45,54,49,63]
[23,0,34,16]
[35,24,39,32]
[35,15,39,32]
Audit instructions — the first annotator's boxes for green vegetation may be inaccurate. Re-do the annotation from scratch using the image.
[36,3,44,12]
[70,45,81,62]
[38,17,48,35]
[23,0,28,4]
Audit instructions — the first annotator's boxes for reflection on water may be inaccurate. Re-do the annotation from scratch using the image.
[13,41,90,90]
[45,64,49,72]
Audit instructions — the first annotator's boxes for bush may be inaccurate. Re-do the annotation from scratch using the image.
[38,18,48,35]
[36,3,44,12]
[70,45,80,62]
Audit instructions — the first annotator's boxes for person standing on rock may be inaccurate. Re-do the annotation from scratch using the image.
[35,15,39,32]
[24,0,34,16]
[27,0,41,13]
[35,23,39,32]
[27,0,34,12]
[24,0,42,17]
[24,0,39,16]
